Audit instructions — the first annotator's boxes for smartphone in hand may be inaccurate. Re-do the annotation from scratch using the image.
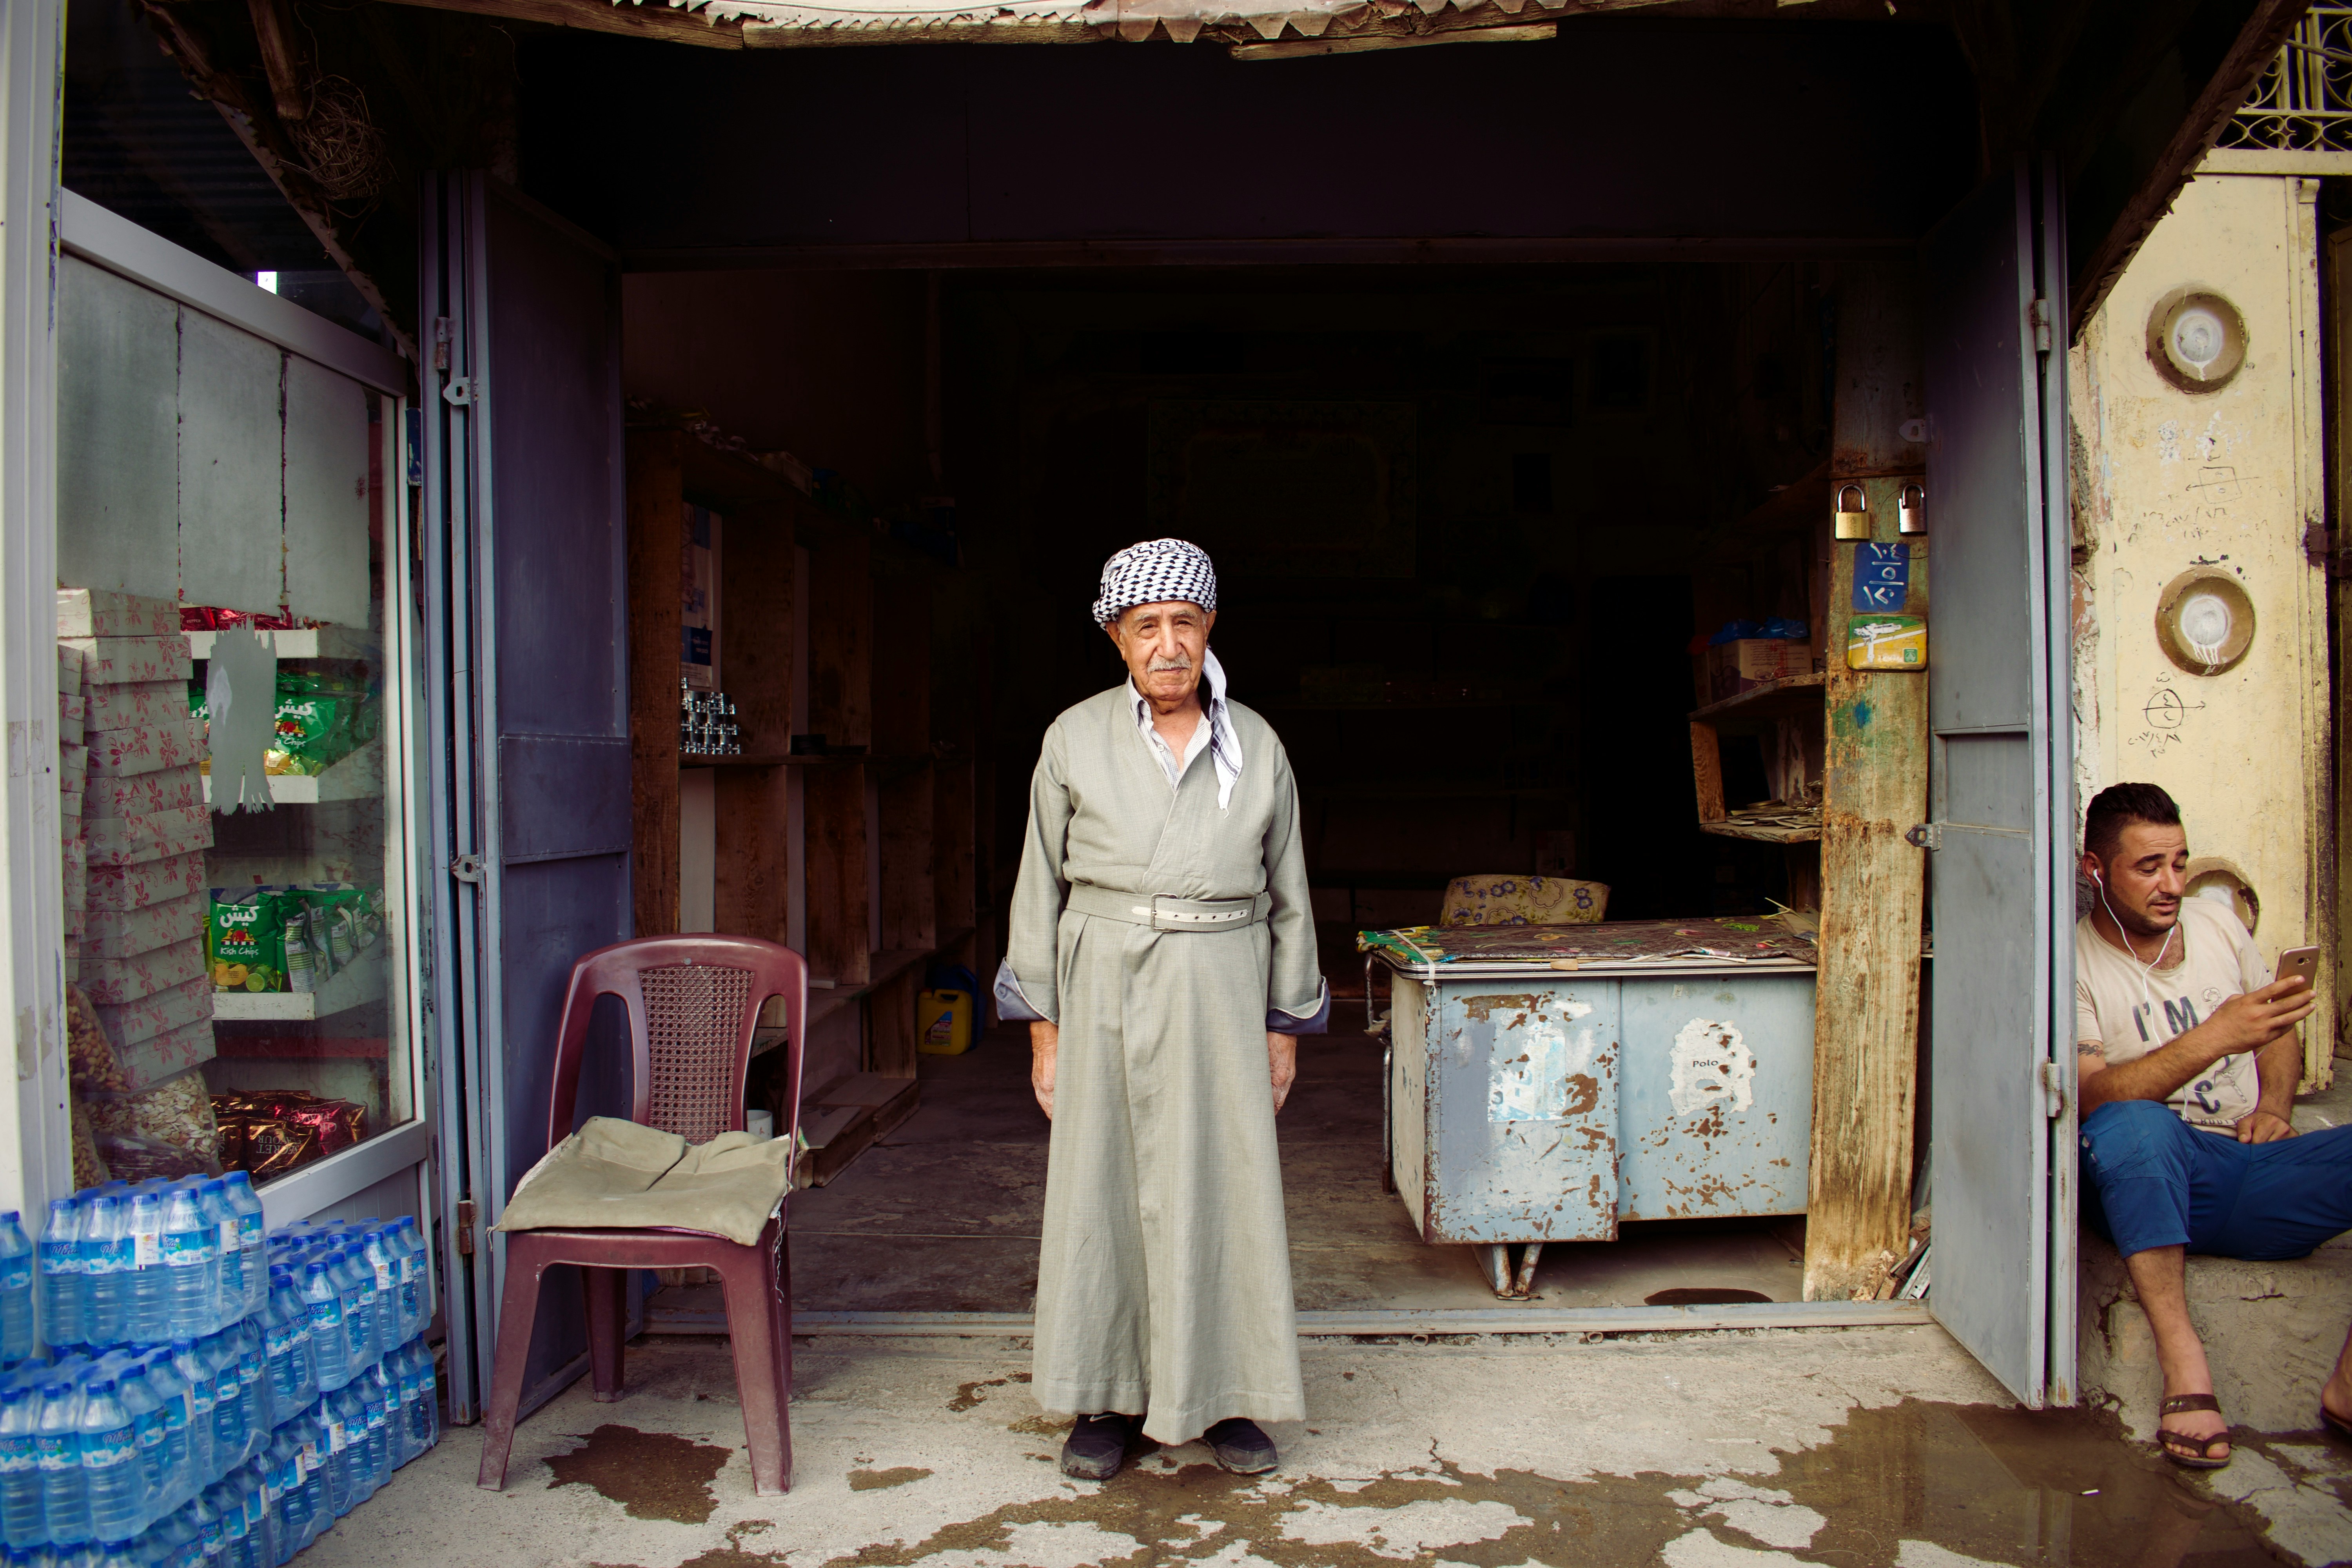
[2277,944,2321,992]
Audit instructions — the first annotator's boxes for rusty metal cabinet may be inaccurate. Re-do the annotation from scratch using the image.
[1379,952,1816,1295]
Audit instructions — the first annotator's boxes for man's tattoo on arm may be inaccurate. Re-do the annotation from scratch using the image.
[2078,1040,2107,1063]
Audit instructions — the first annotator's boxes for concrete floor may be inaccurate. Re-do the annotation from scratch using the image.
[759,1025,1804,1319]
[325,1027,2352,1568]
[305,1327,2352,1568]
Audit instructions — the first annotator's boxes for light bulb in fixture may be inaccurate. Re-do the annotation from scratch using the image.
[2171,306,2225,373]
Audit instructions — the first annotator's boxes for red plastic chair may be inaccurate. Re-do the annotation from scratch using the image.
[475,934,808,1494]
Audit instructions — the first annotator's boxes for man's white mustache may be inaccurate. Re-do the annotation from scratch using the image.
[1147,659,1193,673]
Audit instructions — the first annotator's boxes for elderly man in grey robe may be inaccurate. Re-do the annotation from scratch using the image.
[994,537,1328,1482]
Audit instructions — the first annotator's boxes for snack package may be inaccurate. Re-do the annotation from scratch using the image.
[212,1090,365,1178]
[210,888,286,992]
[80,1067,220,1165]
[69,1099,110,1190]
[65,982,130,1093]
[270,673,367,776]
[91,1127,221,1183]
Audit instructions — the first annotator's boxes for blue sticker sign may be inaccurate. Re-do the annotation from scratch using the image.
[1852,542,1910,611]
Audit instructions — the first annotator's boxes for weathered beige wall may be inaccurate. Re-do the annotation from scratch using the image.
[2070,173,2334,1086]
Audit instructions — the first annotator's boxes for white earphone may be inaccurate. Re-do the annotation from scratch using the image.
[2093,862,2175,1016]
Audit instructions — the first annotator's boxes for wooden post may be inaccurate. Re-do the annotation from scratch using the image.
[1804,267,1931,1302]
[626,431,684,938]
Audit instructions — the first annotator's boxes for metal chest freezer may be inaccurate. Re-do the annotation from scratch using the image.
[1368,918,1818,1296]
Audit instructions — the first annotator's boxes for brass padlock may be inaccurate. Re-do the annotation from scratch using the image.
[1833,482,1871,541]
[1898,482,1927,536]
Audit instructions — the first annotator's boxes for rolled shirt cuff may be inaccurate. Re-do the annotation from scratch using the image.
[1268,976,1330,1036]
[993,958,1052,1024]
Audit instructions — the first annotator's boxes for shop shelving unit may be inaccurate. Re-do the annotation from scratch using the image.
[626,430,982,1187]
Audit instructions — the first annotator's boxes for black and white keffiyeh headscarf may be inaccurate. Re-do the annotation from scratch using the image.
[1092,538,1218,626]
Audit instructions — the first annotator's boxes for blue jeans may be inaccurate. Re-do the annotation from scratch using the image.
[2078,1099,2352,1261]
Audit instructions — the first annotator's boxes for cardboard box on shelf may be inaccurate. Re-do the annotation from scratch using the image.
[57,645,81,694]
[87,719,204,777]
[85,805,212,867]
[116,1016,216,1094]
[56,589,179,640]
[85,849,208,911]
[95,972,211,1047]
[60,636,192,686]
[1705,639,1815,704]
[84,892,208,960]
[84,764,203,820]
[80,936,206,1007]
[86,680,198,733]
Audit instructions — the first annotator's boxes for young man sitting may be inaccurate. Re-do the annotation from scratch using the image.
[2075,782,2352,1468]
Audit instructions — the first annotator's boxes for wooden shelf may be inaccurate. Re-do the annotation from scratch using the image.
[1303,782,1569,801]
[1703,819,1823,844]
[1261,695,1556,712]
[203,740,382,804]
[186,625,376,662]
[1690,671,1827,724]
[211,952,385,1020]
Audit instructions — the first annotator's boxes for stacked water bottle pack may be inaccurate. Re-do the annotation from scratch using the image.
[0,1173,441,1567]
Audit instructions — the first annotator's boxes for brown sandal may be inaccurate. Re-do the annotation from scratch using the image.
[2156,1394,2232,1470]
[2322,1402,2352,1441]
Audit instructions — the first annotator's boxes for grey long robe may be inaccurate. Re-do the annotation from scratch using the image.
[1007,684,1321,1444]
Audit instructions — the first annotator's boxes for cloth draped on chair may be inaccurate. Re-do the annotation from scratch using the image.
[493,1116,793,1247]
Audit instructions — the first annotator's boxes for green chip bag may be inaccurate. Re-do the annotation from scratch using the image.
[210,890,286,992]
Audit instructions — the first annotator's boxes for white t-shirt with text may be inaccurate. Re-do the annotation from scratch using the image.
[2073,898,2270,1133]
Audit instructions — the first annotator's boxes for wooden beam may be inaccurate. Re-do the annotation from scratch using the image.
[1804,266,1929,1305]
[628,430,686,937]
[2067,0,2307,333]
[372,0,749,49]
[245,0,310,122]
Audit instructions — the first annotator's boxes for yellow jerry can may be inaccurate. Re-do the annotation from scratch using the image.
[917,988,975,1054]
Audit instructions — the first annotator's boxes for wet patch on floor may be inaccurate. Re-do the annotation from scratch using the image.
[762,1398,2284,1568]
[849,1467,936,1491]
[546,1424,733,1524]
[948,1378,1008,1412]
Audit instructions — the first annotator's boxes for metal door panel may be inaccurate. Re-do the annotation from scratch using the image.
[1617,972,1815,1220]
[423,172,631,1422]
[1921,158,2075,1407]
[1425,983,1619,1243]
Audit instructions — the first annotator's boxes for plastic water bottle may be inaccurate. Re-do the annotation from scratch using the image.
[39,1201,83,1352]
[258,1273,300,1418]
[231,1320,269,1452]
[263,1427,305,1562]
[151,1501,196,1568]
[157,1192,216,1340]
[390,1344,419,1471]
[0,1214,34,1367]
[76,1200,129,1357]
[351,1232,391,1359]
[410,1341,437,1458]
[137,1353,190,1517]
[34,1381,86,1544]
[0,1382,42,1546]
[297,1268,344,1396]
[202,1339,246,1477]
[359,1365,391,1494]
[327,1386,367,1507]
[76,1381,139,1545]
[113,1362,160,1527]
[121,1192,165,1350]
[217,1181,264,1324]
[325,1251,370,1375]
[165,1345,211,1490]
[228,1464,268,1568]
[195,1187,238,1332]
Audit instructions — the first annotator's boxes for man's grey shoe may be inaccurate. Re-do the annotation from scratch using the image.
[1060,1412,1136,1480]
[1204,1417,1278,1474]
